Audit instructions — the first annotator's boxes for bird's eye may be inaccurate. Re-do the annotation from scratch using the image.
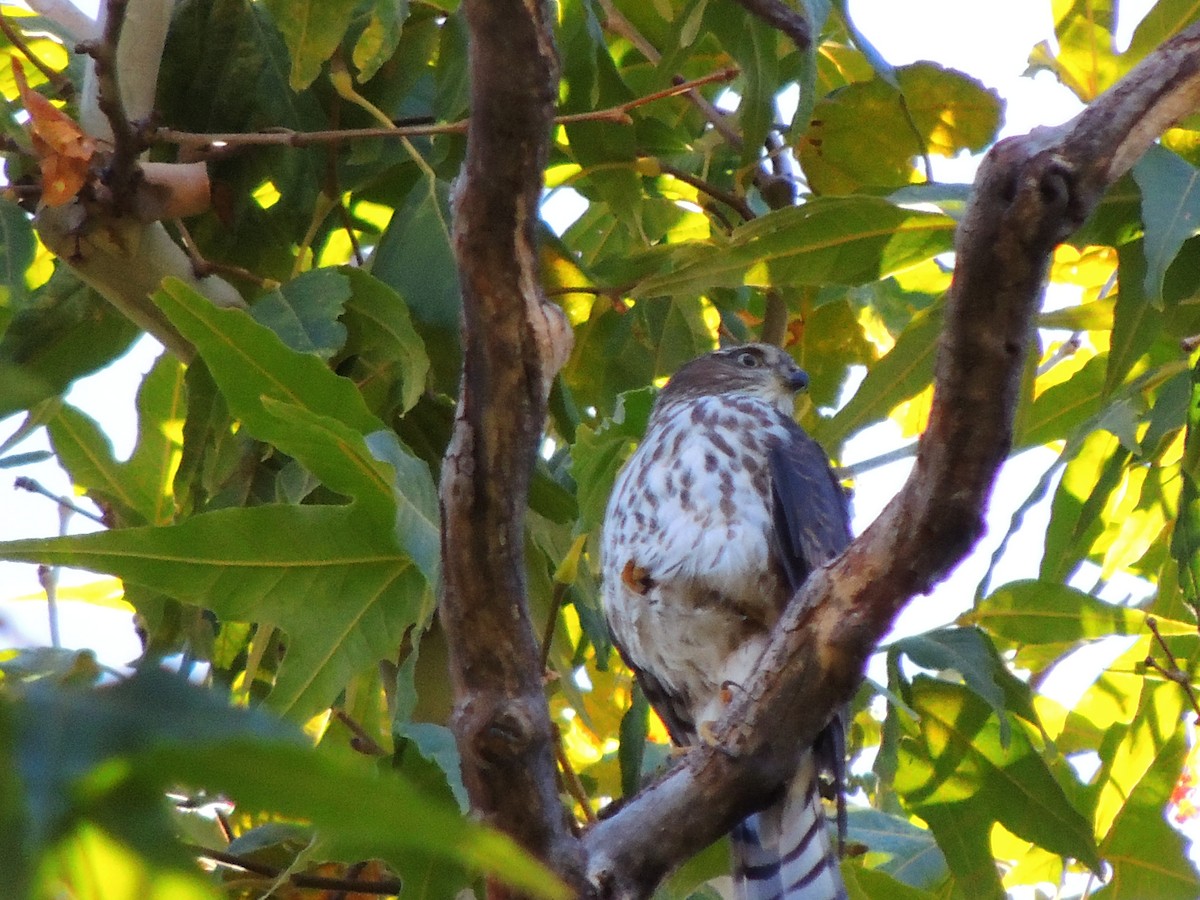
[737,352,760,368]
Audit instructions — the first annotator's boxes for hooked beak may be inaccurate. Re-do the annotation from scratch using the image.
[784,367,809,393]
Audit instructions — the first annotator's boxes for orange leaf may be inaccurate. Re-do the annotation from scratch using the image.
[12,58,95,206]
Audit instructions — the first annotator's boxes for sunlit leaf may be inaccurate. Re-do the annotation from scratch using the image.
[260,0,360,91]
[632,198,955,300]
[894,678,1099,879]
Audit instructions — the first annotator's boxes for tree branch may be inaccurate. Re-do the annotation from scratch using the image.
[76,0,142,210]
[437,0,580,897]
[148,69,737,154]
[582,20,1200,898]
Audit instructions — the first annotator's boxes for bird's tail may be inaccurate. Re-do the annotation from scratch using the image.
[729,753,845,900]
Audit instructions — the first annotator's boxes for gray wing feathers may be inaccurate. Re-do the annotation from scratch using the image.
[767,422,852,595]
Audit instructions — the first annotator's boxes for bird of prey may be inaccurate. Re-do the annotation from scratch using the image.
[600,343,852,900]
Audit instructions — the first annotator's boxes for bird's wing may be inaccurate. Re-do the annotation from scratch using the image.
[767,422,852,595]
[766,420,853,860]
[608,628,696,744]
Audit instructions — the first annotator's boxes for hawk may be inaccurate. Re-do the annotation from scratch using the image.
[600,343,851,900]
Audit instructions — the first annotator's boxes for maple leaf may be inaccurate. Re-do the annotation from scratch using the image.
[12,58,96,206]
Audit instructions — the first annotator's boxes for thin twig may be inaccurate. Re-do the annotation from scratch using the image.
[37,565,60,648]
[1145,616,1200,723]
[0,12,73,97]
[539,582,568,672]
[552,725,598,826]
[13,476,106,524]
[1037,332,1082,376]
[598,0,743,148]
[173,219,276,288]
[151,69,738,153]
[760,289,789,347]
[332,707,389,757]
[656,162,755,221]
[836,441,919,479]
[76,0,143,209]
[191,846,403,896]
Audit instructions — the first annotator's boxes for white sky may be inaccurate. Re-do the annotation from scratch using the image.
[0,1,1159,689]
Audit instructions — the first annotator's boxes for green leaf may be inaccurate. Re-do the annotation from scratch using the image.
[816,302,942,454]
[353,0,409,83]
[895,678,1099,879]
[369,178,461,389]
[364,428,440,585]
[632,198,955,300]
[889,627,1036,745]
[799,63,1001,194]
[728,19,779,167]
[155,277,380,434]
[250,268,351,358]
[261,0,360,90]
[1133,144,1200,307]
[151,279,438,558]
[844,807,946,890]
[965,580,1192,647]
[393,644,468,811]
[340,267,429,416]
[1040,430,1130,583]
[1016,354,1106,448]
[1091,659,1200,899]
[3,670,566,899]
[0,197,34,305]
[0,267,139,417]
[569,387,654,534]
[842,864,937,900]
[0,505,428,721]
[48,354,186,527]
[1107,242,1164,395]
[161,739,565,897]
[1172,353,1200,603]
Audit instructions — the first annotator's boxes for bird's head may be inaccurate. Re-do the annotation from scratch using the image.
[657,343,809,416]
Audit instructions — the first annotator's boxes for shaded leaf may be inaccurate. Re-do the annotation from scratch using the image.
[260,0,360,91]
[0,196,34,304]
[250,268,351,359]
[890,627,1036,745]
[339,267,429,416]
[0,267,139,418]
[844,806,946,890]
[48,354,186,527]
[1133,144,1200,307]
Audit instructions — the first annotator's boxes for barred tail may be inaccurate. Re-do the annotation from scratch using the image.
[729,754,845,900]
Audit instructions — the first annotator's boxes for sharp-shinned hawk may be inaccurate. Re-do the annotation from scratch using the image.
[601,343,852,900]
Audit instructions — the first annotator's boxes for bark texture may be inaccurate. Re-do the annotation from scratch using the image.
[438,0,578,896]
